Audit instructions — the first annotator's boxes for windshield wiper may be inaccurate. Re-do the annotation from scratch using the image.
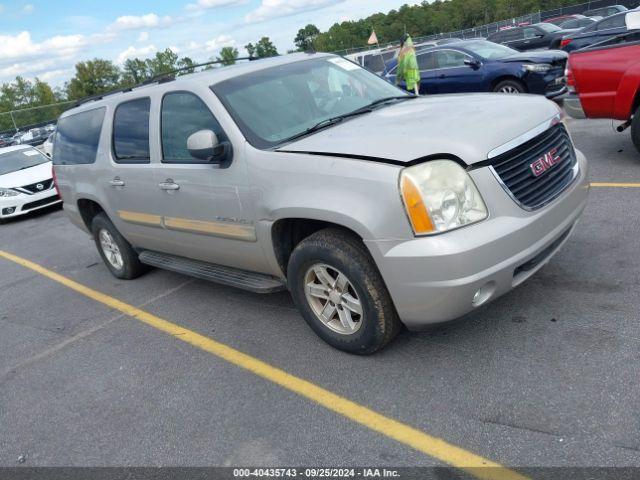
[364,95,417,109]
[277,109,374,145]
[277,95,417,146]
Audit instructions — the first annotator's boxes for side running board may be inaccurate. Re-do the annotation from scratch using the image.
[139,250,286,294]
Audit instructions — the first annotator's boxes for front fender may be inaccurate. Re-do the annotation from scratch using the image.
[246,149,413,242]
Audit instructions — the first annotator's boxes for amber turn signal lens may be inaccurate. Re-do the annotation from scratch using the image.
[401,175,435,234]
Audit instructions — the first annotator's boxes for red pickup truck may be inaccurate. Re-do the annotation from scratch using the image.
[563,29,640,153]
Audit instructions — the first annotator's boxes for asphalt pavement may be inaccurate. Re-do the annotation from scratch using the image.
[0,118,639,475]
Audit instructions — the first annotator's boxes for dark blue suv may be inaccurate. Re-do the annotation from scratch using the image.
[384,41,567,98]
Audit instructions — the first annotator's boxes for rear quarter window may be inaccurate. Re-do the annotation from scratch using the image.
[52,107,106,165]
[597,14,626,30]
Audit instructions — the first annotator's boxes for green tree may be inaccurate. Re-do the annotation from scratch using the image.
[294,24,320,51]
[65,59,121,100]
[217,46,239,66]
[146,48,179,77]
[245,37,279,58]
[0,76,64,131]
[306,0,582,52]
[121,58,151,86]
[177,56,197,75]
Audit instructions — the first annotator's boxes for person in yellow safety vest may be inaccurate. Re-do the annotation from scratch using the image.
[396,34,420,96]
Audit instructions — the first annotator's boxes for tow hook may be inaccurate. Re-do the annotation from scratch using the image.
[616,119,632,132]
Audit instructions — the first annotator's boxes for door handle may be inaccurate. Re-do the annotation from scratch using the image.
[159,180,180,191]
[109,178,125,187]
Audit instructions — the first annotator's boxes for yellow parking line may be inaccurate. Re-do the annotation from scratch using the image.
[590,182,640,188]
[0,249,528,480]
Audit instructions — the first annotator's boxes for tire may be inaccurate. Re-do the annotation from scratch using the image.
[91,212,148,280]
[632,107,640,155]
[287,228,401,355]
[493,79,526,94]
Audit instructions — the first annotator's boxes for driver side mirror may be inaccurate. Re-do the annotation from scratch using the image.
[464,59,481,70]
[187,130,232,166]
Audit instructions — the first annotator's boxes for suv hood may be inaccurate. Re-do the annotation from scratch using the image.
[502,50,568,63]
[0,161,52,188]
[277,94,560,165]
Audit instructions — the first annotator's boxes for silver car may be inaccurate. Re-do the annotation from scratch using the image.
[53,53,589,354]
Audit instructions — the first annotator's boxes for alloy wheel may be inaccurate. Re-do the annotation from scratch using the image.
[304,264,364,335]
[99,229,124,270]
[499,85,520,94]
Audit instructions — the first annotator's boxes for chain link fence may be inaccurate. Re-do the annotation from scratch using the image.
[0,101,76,136]
[340,0,639,57]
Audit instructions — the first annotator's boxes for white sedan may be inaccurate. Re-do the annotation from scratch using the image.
[0,145,61,221]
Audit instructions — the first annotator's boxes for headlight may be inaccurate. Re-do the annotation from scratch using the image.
[400,160,488,235]
[0,188,19,198]
[523,63,552,73]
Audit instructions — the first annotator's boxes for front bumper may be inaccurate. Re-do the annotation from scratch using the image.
[524,69,566,99]
[0,188,61,219]
[366,150,589,330]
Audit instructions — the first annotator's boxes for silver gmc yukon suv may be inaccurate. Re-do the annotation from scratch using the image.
[53,53,589,354]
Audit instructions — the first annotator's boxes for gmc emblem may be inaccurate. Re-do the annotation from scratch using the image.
[530,148,561,177]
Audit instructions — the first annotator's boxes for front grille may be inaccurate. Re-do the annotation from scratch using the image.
[18,179,54,194]
[22,194,60,211]
[489,124,577,210]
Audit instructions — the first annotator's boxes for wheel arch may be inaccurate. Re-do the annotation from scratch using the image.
[77,198,108,232]
[614,64,640,120]
[269,216,369,276]
[491,75,528,93]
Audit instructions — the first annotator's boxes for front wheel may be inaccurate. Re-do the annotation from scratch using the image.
[631,108,640,155]
[287,228,401,354]
[493,79,526,94]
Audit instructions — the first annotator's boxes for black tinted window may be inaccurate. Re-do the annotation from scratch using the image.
[113,98,150,163]
[499,28,524,42]
[598,14,626,30]
[53,108,105,165]
[435,50,469,68]
[161,92,225,163]
[417,52,437,70]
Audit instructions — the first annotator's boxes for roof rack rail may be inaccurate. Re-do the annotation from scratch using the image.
[144,56,258,84]
[74,56,259,107]
[74,86,135,107]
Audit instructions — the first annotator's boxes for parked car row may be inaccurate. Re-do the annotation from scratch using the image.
[384,40,567,97]
[0,124,56,148]
[488,7,638,53]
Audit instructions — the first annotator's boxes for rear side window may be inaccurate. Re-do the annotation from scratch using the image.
[598,14,626,30]
[53,107,106,165]
[161,92,226,163]
[113,97,151,164]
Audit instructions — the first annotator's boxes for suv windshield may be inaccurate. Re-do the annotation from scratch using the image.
[212,56,407,149]
[461,41,518,59]
[0,148,48,175]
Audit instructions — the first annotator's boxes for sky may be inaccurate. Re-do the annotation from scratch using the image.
[0,0,419,87]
